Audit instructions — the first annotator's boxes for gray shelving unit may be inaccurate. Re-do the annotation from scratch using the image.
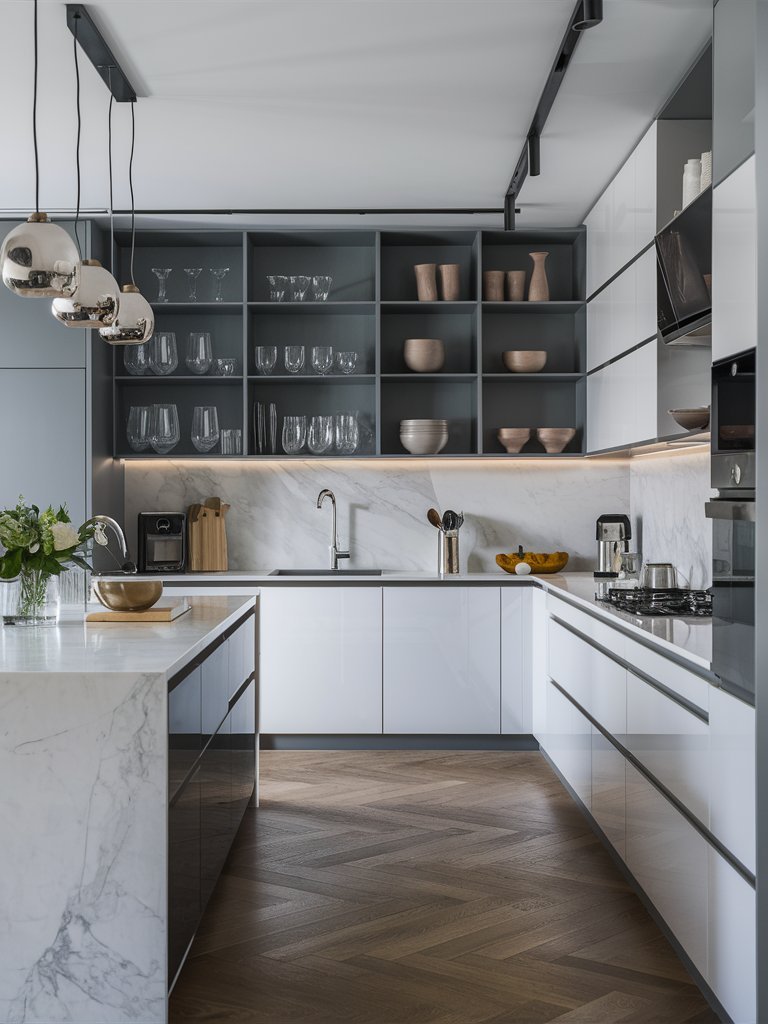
[112,227,586,459]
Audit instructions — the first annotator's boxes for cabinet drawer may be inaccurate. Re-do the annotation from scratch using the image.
[548,618,625,734]
[707,847,756,1024]
[546,681,591,810]
[708,686,755,872]
[591,728,626,859]
[624,635,709,715]
[547,595,623,655]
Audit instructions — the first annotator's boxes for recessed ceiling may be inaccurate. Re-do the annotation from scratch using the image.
[0,0,712,228]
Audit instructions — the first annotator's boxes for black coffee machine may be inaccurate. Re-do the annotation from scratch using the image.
[138,512,187,573]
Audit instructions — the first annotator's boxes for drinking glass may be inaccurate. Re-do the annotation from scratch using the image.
[213,357,238,376]
[210,267,230,302]
[151,267,172,303]
[186,332,212,375]
[126,405,152,451]
[335,412,360,454]
[191,405,220,452]
[335,351,357,375]
[184,267,202,302]
[307,415,334,455]
[282,415,307,454]
[254,345,277,375]
[149,331,178,375]
[311,275,333,301]
[149,404,180,454]
[311,345,334,375]
[284,345,305,374]
[123,343,150,376]
[220,428,242,455]
[289,275,310,301]
[266,275,287,302]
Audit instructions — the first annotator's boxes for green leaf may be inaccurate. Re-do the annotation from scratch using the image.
[0,548,23,579]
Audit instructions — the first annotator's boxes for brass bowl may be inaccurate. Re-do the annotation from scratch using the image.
[93,579,163,612]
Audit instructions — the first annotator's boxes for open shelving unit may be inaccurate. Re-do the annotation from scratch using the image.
[111,227,586,459]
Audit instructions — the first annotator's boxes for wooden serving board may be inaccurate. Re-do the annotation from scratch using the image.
[86,600,191,623]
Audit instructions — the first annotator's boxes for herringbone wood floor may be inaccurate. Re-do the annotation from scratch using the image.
[170,751,720,1023]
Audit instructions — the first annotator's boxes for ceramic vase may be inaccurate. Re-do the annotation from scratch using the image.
[527,252,550,302]
[438,263,460,301]
[483,270,505,301]
[700,151,712,192]
[682,158,702,207]
[414,263,438,302]
[506,270,526,301]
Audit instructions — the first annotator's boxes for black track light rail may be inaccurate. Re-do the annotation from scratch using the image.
[65,4,136,102]
[503,0,602,228]
[111,207,520,217]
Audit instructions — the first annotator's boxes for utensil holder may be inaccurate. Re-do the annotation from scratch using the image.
[438,531,460,576]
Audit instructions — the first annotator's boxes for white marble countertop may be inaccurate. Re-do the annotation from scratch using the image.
[0,595,254,678]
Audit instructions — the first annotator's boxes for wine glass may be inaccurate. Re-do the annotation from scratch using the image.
[289,275,310,301]
[186,332,212,375]
[123,343,150,376]
[284,345,305,374]
[335,351,357,375]
[148,332,178,375]
[126,405,151,451]
[282,415,307,454]
[184,267,202,302]
[210,267,230,302]
[149,404,180,454]
[307,415,334,455]
[191,406,220,453]
[266,275,287,302]
[254,345,277,375]
[335,413,360,454]
[311,346,334,375]
[151,268,172,303]
[311,275,333,301]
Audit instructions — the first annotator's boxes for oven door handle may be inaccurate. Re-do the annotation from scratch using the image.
[705,501,756,522]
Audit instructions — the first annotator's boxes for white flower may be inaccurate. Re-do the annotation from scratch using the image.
[50,522,80,551]
[28,541,39,553]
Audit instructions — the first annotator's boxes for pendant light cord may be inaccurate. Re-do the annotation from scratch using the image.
[129,101,136,286]
[107,70,114,274]
[73,15,82,259]
[33,0,39,214]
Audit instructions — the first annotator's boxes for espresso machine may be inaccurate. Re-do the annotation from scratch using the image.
[595,514,631,576]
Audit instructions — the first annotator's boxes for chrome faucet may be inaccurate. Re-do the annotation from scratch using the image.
[316,489,350,570]
[82,515,137,574]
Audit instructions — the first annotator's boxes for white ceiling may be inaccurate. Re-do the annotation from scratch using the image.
[0,0,712,228]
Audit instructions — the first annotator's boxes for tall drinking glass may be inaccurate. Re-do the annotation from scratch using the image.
[282,415,307,454]
[186,332,213,375]
[123,343,150,376]
[284,345,305,374]
[307,415,334,454]
[255,345,277,375]
[126,406,152,451]
[148,332,178,375]
[311,346,334,375]
[191,406,220,452]
[335,413,360,454]
[149,404,180,454]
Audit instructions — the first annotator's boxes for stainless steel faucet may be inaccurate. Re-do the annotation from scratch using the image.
[82,515,137,574]
[316,489,350,570]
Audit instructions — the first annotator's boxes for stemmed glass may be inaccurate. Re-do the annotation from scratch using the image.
[191,406,220,453]
[255,345,277,375]
[210,267,230,302]
[148,332,178,375]
[289,275,310,301]
[123,343,150,376]
[307,415,334,455]
[311,346,334,375]
[266,276,287,302]
[311,275,333,301]
[282,415,307,454]
[184,267,202,302]
[284,345,305,374]
[151,268,172,303]
[186,332,212,375]
[149,404,180,454]
[335,413,360,454]
[126,406,152,451]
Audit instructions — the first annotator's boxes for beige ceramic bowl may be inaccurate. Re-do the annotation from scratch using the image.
[497,428,531,454]
[668,407,710,431]
[93,579,163,612]
[537,427,576,454]
[502,350,547,374]
[400,431,449,455]
[404,338,445,373]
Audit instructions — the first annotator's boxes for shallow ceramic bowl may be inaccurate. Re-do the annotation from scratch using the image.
[502,350,547,374]
[93,579,163,612]
[404,338,445,374]
[400,430,449,456]
[497,428,531,454]
[537,427,576,454]
[669,406,710,431]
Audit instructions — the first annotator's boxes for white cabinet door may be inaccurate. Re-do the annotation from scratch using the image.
[530,589,548,741]
[260,587,382,733]
[633,123,657,254]
[545,681,591,810]
[586,248,657,373]
[633,247,657,346]
[611,154,637,294]
[630,342,658,444]
[712,156,757,361]
[707,849,756,1024]
[585,183,611,297]
[708,687,755,872]
[383,587,500,734]
[501,588,530,733]
[625,762,708,977]
[592,730,626,859]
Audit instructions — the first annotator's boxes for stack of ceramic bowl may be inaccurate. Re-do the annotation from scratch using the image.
[400,419,449,455]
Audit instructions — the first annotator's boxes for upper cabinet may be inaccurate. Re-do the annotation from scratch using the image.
[713,0,755,186]
[712,155,757,362]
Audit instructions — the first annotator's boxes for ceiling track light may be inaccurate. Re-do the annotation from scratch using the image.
[0,0,81,297]
[573,0,604,31]
[528,132,541,177]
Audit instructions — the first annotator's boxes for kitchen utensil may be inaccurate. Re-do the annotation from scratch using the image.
[442,509,459,532]
[414,263,438,301]
[506,270,526,301]
[255,345,277,375]
[307,415,334,454]
[284,345,305,374]
[438,263,460,301]
[149,404,180,454]
[427,508,443,530]
[336,351,358,374]
[151,267,172,303]
[497,428,531,454]
[149,332,178,375]
[596,514,631,575]
[191,406,220,453]
[335,413,360,454]
[496,551,569,575]
[483,270,504,301]
[669,406,710,431]
[289,275,310,301]
[220,428,242,455]
[537,427,576,454]
[641,562,678,589]
[92,579,163,613]
[184,267,202,302]
[311,345,334,375]
[267,275,287,301]
[186,331,212,375]
[269,403,278,454]
[311,275,332,301]
[282,415,307,454]
[187,497,230,571]
[86,599,190,623]
[123,343,149,376]
[502,350,547,373]
[404,338,445,373]
[126,406,152,452]
[210,267,230,302]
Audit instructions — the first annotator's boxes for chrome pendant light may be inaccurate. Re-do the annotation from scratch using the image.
[1,0,80,299]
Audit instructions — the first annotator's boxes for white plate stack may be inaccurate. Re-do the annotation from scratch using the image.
[399,419,449,455]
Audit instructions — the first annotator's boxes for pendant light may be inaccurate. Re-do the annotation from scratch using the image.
[52,12,118,328]
[1,0,80,299]
[99,101,154,345]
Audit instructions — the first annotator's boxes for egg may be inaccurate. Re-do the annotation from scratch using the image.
[514,562,532,575]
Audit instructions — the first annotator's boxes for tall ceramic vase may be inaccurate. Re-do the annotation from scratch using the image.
[527,252,550,302]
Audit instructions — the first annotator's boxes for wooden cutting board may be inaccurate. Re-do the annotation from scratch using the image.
[86,600,191,623]
[188,497,230,572]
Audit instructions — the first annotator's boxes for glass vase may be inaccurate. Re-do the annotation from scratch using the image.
[3,569,60,626]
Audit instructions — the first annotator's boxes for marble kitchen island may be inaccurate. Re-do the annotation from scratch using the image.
[0,596,257,1024]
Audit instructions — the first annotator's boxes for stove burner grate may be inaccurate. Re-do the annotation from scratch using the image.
[599,586,712,617]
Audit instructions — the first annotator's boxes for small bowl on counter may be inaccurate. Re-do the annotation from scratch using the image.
[400,419,449,455]
[502,350,547,374]
[92,579,164,613]
[497,427,531,454]
[537,427,576,454]
[496,551,570,575]
[668,406,710,431]
[403,338,445,374]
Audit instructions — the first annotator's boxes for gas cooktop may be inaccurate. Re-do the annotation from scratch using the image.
[599,587,712,617]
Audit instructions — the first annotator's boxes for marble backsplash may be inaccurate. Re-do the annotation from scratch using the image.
[124,459,631,574]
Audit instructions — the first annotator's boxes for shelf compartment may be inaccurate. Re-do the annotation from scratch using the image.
[247,301,375,314]
[481,228,586,302]
[381,307,478,374]
[482,373,584,382]
[380,231,479,302]
[380,301,477,314]
[116,375,244,383]
[115,231,244,305]
[481,301,585,313]
[248,381,376,456]
[248,231,376,302]
[247,375,375,385]
[380,379,477,456]
[249,308,376,374]
[116,307,244,378]
[481,378,585,456]
[482,307,586,374]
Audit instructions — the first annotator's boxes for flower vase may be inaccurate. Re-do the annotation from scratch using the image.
[527,252,550,302]
[4,569,60,626]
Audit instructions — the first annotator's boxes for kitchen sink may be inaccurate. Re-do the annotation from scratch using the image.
[269,569,383,576]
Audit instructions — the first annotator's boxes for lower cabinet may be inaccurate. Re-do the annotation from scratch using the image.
[708,846,756,1024]
[591,729,626,859]
[546,681,591,810]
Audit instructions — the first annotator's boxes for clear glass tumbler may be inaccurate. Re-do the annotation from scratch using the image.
[282,415,307,454]
[335,351,357,375]
[284,345,305,374]
[311,345,334,375]
[307,415,334,455]
[191,405,220,452]
[186,331,213,375]
[149,404,180,454]
[335,412,360,454]
[149,332,178,375]
[311,275,333,301]
[266,275,288,302]
[289,275,310,301]
[220,428,243,455]
[123,343,150,376]
[255,345,277,375]
[126,405,152,451]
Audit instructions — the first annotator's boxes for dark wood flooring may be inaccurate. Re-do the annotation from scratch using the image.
[170,750,719,1023]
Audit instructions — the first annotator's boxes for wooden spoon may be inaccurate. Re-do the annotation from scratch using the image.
[427,508,443,530]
